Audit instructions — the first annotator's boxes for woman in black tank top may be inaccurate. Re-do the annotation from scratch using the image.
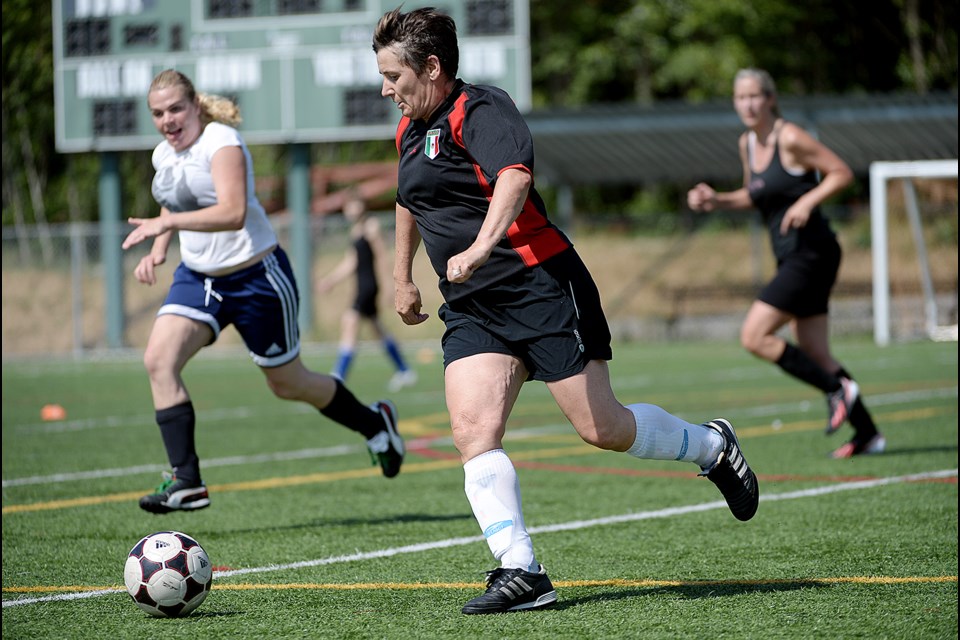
[316,195,418,392]
[687,68,884,459]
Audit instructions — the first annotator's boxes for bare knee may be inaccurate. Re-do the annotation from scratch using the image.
[740,302,792,361]
[451,411,504,460]
[261,359,327,403]
[741,326,784,362]
[143,345,174,384]
[265,377,301,401]
[740,325,764,357]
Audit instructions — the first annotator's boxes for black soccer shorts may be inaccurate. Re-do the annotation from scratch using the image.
[438,249,613,382]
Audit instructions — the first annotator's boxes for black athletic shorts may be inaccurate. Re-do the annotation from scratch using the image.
[438,248,613,382]
[352,279,378,318]
[758,243,841,318]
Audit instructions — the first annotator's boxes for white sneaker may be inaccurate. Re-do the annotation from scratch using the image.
[388,370,418,392]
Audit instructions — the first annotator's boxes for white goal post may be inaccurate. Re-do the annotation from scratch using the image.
[870,159,959,346]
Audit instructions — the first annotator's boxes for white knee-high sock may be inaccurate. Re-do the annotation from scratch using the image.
[463,449,536,572]
[625,403,723,467]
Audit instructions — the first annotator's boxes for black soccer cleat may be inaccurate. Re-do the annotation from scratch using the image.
[699,418,759,522]
[461,564,558,615]
[138,472,210,514]
[366,400,404,478]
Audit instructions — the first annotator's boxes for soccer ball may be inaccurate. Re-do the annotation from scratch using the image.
[123,531,213,617]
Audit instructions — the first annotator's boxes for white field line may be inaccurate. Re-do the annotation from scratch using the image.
[1,445,359,488]
[739,385,958,418]
[12,404,309,434]
[3,468,956,608]
[4,386,956,488]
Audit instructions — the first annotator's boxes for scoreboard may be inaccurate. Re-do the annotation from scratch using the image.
[52,0,531,152]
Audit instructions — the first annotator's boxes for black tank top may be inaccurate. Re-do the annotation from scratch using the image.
[354,235,378,294]
[747,128,836,261]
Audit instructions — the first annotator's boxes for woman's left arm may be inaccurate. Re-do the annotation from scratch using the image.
[778,123,854,234]
[122,146,248,249]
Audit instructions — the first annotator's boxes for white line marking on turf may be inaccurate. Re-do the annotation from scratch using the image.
[1,445,359,488]
[14,405,306,434]
[739,386,957,419]
[1,424,564,488]
[6,386,956,488]
[4,468,955,608]
[15,385,956,436]
[2,589,124,606]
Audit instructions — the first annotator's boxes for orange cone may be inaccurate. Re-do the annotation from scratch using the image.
[40,404,67,421]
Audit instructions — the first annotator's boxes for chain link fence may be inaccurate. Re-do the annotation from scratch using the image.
[1,214,447,359]
[3,198,956,359]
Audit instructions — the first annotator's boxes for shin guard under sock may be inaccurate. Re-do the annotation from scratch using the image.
[463,449,536,571]
[625,403,723,466]
[776,343,841,393]
[157,401,200,484]
[320,379,382,439]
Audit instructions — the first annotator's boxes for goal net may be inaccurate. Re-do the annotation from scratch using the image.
[870,159,959,345]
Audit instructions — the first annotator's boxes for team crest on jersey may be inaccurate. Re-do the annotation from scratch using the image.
[425,128,441,159]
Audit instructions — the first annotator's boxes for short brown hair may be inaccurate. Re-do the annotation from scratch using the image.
[372,7,459,78]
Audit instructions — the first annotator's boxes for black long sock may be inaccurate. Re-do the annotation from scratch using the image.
[837,367,879,439]
[157,401,201,484]
[775,343,841,393]
[320,379,383,439]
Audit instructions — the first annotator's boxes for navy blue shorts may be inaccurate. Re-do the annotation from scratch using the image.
[159,247,301,367]
[758,244,841,318]
[438,249,613,382]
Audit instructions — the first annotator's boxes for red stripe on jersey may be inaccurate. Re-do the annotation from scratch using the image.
[508,199,570,266]
[448,93,493,194]
[449,93,468,148]
[395,117,411,155]
[447,91,568,267]
[498,163,529,176]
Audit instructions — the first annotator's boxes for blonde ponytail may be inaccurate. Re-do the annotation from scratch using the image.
[196,93,243,127]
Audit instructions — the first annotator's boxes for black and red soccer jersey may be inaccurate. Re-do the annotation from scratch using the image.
[395,80,571,302]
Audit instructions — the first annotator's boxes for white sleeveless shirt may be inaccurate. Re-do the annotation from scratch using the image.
[151,121,277,273]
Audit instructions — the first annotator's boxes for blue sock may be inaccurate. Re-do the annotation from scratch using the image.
[383,338,408,372]
[333,349,354,380]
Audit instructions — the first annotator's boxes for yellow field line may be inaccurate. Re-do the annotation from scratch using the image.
[0,446,593,515]
[2,405,951,515]
[4,575,956,595]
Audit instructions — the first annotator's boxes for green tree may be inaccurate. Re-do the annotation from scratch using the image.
[530,0,957,107]
[3,1,956,229]
[3,0,58,233]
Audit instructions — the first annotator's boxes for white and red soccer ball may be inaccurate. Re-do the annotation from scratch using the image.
[124,531,212,617]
